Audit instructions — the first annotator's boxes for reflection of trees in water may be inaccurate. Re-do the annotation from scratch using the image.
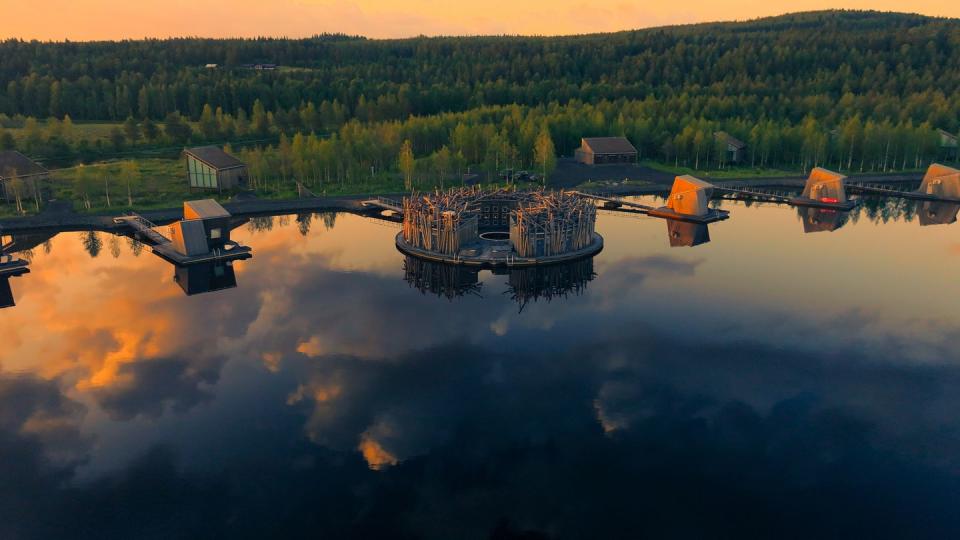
[505,258,596,312]
[855,196,917,224]
[126,237,144,257]
[82,231,102,258]
[403,256,483,300]
[294,212,337,237]
[247,216,275,233]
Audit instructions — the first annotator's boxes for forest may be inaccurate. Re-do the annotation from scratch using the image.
[2,9,960,209]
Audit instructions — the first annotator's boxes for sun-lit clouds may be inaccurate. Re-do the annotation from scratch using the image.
[0,1,955,41]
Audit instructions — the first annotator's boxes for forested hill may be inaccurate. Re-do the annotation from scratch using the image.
[1,10,959,182]
[1,10,957,124]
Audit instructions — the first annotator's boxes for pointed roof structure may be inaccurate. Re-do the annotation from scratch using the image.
[0,151,47,179]
[183,146,245,171]
[918,163,960,199]
[714,131,746,150]
[580,137,638,155]
[666,175,714,217]
[801,167,848,202]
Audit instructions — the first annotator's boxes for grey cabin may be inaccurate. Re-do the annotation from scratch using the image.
[184,146,247,191]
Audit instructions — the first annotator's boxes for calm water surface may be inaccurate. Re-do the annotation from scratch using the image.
[1,198,959,539]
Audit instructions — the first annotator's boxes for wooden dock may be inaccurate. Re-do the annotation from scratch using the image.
[0,256,29,277]
[362,197,404,214]
[847,182,960,203]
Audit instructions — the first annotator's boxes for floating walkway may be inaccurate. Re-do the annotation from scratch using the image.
[0,255,29,277]
[361,196,404,214]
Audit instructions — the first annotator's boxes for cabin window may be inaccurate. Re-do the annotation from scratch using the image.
[210,228,222,239]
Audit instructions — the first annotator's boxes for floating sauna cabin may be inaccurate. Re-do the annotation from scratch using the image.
[918,163,960,200]
[647,175,729,223]
[398,187,602,267]
[797,207,849,234]
[791,168,856,210]
[154,199,252,264]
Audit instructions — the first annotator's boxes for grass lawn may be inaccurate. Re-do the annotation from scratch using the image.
[641,160,798,179]
[1,157,486,218]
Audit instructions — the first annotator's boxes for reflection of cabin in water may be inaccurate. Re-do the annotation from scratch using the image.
[0,151,48,204]
[174,261,238,296]
[0,235,30,309]
[918,201,960,226]
[666,220,711,247]
[798,207,849,233]
[184,146,247,192]
[574,137,638,165]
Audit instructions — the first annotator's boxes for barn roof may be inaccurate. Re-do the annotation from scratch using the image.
[184,199,231,220]
[714,131,747,149]
[0,151,47,179]
[184,146,245,170]
[581,137,638,155]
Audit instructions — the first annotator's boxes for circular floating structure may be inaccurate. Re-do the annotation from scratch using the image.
[397,187,603,267]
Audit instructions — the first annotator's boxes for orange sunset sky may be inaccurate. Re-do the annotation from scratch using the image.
[1,0,957,41]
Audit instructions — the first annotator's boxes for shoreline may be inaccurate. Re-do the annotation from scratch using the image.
[0,172,923,234]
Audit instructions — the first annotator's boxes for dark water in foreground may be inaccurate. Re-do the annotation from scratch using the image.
[1,197,960,539]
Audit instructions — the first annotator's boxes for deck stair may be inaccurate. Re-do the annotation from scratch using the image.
[113,214,171,245]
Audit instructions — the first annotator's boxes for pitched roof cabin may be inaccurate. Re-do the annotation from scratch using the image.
[714,131,747,163]
[575,137,638,165]
[184,146,247,191]
[0,151,48,203]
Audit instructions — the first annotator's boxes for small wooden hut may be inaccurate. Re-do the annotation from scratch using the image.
[918,163,960,199]
[0,151,47,204]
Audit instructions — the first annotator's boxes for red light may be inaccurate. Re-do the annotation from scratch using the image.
[820,197,839,203]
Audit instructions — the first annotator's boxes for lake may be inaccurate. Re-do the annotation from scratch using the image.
[2,196,959,539]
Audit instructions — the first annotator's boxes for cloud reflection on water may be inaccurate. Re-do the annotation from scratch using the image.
[0,203,959,537]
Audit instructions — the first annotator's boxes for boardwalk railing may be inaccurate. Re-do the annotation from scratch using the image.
[115,213,171,245]
[713,185,793,203]
[362,196,404,214]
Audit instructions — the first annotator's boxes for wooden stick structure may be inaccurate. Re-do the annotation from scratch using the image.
[402,187,597,259]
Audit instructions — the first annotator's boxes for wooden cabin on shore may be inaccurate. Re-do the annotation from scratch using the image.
[184,146,247,192]
[0,151,47,204]
[575,137,638,165]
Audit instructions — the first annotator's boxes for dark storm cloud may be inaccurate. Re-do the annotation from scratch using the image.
[92,356,226,420]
